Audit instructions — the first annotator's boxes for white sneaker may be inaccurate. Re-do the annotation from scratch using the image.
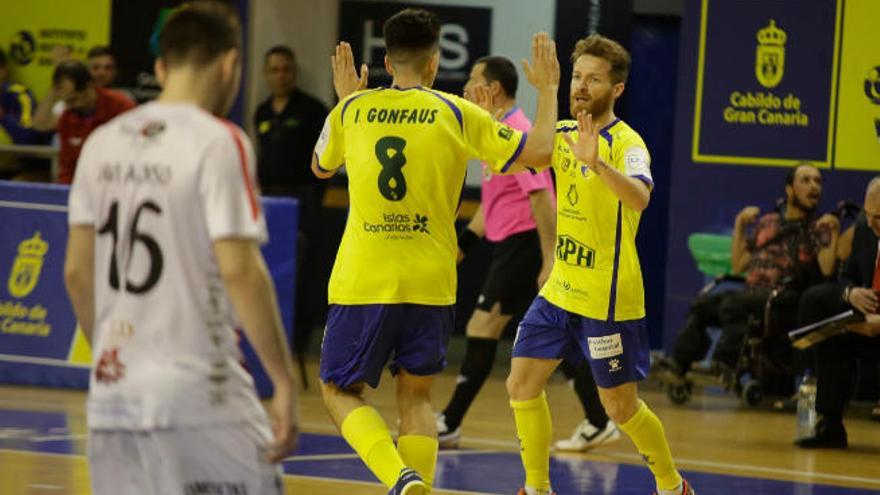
[554,419,620,452]
[436,413,461,449]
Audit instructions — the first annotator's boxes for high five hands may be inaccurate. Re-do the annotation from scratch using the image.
[332,41,368,100]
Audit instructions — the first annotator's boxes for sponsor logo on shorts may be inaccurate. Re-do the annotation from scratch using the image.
[556,235,595,268]
[609,358,623,373]
[184,481,248,495]
[588,333,623,359]
[498,126,513,140]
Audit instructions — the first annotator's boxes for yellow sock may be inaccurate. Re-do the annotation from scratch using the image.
[618,401,682,491]
[510,391,552,492]
[340,406,407,488]
[398,434,438,489]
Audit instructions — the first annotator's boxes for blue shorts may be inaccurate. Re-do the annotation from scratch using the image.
[319,303,454,389]
[512,296,650,388]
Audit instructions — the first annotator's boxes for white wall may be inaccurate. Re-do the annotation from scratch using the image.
[246,0,556,184]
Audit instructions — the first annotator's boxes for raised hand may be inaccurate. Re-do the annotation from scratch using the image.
[331,41,368,100]
[560,111,600,169]
[522,32,560,93]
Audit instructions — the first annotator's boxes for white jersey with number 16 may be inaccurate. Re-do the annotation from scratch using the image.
[68,101,269,430]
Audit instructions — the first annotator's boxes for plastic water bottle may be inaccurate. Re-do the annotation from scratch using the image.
[796,373,817,440]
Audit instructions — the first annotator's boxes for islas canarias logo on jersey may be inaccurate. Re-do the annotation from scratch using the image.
[7,232,48,299]
[755,19,787,89]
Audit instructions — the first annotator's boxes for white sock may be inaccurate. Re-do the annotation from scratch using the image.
[658,483,683,495]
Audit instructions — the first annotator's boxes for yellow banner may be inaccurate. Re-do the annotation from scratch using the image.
[833,0,880,171]
[0,0,111,100]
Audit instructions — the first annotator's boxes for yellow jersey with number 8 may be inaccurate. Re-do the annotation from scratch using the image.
[315,86,526,305]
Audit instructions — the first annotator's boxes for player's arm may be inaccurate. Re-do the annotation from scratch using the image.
[311,152,338,179]
[64,226,95,345]
[528,188,556,287]
[731,206,759,273]
[311,104,345,179]
[203,129,300,462]
[502,33,560,173]
[214,239,301,462]
[561,111,650,211]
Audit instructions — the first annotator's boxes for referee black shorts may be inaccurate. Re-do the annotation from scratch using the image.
[475,229,543,317]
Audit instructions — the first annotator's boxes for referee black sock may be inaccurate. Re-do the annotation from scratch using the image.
[560,360,609,429]
[442,337,499,431]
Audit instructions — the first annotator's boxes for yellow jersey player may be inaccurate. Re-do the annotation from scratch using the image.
[310,8,559,495]
[505,35,695,495]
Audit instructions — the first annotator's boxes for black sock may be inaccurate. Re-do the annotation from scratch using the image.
[442,337,498,430]
[560,360,608,429]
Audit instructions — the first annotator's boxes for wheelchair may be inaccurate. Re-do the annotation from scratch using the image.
[663,277,797,407]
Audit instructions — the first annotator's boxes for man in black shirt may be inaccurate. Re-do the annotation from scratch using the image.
[254,45,328,359]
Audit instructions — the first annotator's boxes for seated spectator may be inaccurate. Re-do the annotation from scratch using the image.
[0,48,52,180]
[795,178,880,448]
[658,164,839,382]
[53,59,135,183]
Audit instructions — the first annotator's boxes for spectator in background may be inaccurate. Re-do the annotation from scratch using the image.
[795,178,880,448]
[0,48,52,180]
[54,60,134,183]
[657,164,839,384]
[86,46,119,88]
[254,45,328,353]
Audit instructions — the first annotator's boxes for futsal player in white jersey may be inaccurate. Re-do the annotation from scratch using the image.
[63,3,300,494]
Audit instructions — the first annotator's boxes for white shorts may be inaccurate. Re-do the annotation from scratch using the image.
[88,422,283,495]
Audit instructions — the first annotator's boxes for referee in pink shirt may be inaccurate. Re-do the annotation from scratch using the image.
[436,56,618,451]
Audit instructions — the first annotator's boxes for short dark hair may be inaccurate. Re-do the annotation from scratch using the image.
[383,8,440,67]
[53,59,92,90]
[87,46,115,60]
[475,56,518,98]
[786,162,817,187]
[264,44,295,66]
[159,0,241,68]
[571,34,630,84]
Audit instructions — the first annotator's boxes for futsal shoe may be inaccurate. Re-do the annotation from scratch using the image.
[436,413,461,449]
[389,468,427,495]
[554,419,620,452]
[795,418,848,449]
[653,478,695,495]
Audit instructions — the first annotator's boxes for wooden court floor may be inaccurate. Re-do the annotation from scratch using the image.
[1,357,880,494]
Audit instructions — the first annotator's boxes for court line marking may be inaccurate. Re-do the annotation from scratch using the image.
[285,449,504,462]
[0,449,491,495]
[448,436,880,486]
[3,420,879,487]
[285,473,490,495]
[0,200,67,212]
[0,354,90,369]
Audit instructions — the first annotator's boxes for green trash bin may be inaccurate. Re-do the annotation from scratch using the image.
[687,233,734,277]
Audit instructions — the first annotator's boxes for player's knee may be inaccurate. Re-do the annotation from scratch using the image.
[320,380,364,403]
[505,372,537,401]
[599,394,639,424]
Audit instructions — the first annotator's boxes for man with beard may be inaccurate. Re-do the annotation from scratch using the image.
[658,163,839,384]
[504,34,694,495]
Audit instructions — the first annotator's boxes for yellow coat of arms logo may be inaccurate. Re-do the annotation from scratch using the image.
[755,19,787,89]
[8,232,49,298]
